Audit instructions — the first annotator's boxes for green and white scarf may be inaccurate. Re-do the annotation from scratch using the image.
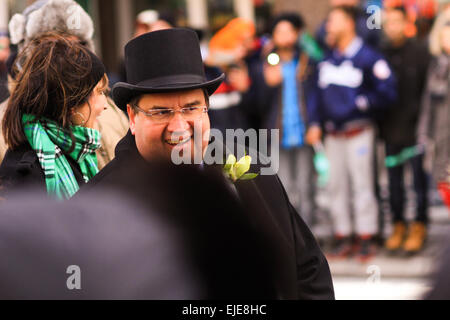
[22,114,101,200]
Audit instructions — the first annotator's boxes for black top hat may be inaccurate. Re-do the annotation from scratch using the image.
[113,28,225,111]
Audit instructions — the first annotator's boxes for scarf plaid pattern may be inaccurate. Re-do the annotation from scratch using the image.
[22,114,101,200]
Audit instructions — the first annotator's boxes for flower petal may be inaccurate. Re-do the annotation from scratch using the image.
[235,156,252,179]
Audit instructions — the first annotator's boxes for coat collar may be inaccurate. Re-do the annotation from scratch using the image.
[333,36,363,59]
[115,130,138,157]
[114,131,268,181]
[343,37,363,58]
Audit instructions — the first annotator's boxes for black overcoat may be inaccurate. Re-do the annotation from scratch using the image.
[83,131,335,299]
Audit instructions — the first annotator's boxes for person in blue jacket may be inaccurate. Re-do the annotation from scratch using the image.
[306,5,397,262]
[263,13,318,227]
[316,0,382,53]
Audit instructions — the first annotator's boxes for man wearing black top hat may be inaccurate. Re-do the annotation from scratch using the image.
[85,28,334,300]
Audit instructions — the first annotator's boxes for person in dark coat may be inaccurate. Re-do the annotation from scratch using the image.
[380,5,431,254]
[263,13,317,227]
[83,28,335,300]
[0,34,109,200]
[0,188,200,299]
[0,161,286,300]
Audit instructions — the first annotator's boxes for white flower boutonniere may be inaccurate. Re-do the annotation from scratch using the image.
[223,154,259,183]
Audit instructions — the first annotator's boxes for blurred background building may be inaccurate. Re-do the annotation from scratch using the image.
[0,0,329,75]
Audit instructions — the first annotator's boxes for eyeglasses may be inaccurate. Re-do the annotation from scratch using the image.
[133,105,208,123]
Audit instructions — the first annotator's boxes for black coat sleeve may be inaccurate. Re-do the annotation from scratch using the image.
[0,144,87,197]
[0,148,46,196]
[278,176,335,299]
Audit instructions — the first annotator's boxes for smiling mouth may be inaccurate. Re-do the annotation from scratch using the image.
[166,136,192,146]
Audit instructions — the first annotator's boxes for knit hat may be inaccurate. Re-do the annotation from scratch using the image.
[8,0,95,51]
[208,18,255,66]
[209,18,255,52]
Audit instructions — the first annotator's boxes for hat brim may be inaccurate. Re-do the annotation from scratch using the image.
[112,74,225,111]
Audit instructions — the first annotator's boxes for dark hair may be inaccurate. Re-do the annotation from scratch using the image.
[271,12,305,33]
[3,32,107,149]
[332,5,359,24]
[387,5,407,17]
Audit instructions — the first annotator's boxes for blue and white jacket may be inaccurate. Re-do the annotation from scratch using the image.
[307,37,397,132]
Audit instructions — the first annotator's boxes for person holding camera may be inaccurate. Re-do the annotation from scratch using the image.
[263,13,317,227]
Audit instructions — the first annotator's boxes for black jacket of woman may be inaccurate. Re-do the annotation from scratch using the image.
[0,143,85,196]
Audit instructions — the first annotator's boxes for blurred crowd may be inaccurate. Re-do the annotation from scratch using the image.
[116,0,450,262]
[202,0,450,261]
[0,0,449,299]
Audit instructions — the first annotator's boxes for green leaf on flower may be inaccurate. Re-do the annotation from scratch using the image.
[223,154,258,183]
[240,173,259,181]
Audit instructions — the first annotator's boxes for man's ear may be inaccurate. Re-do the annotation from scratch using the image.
[127,104,136,135]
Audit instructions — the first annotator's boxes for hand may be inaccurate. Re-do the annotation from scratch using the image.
[263,63,282,87]
[306,126,322,146]
[228,64,250,92]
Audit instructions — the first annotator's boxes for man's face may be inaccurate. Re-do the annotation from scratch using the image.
[273,21,300,50]
[383,9,407,43]
[127,89,210,162]
[326,9,353,48]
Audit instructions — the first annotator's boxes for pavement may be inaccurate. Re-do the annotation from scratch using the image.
[332,277,432,300]
[312,205,449,300]
[286,143,450,299]
[324,206,449,278]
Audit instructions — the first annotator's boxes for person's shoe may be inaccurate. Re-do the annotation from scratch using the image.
[385,222,406,251]
[355,236,377,263]
[328,235,353,259]
[403,222,427,253]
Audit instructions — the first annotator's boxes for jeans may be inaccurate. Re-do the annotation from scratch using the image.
[385,144,429,224]
[278,146,316,227]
